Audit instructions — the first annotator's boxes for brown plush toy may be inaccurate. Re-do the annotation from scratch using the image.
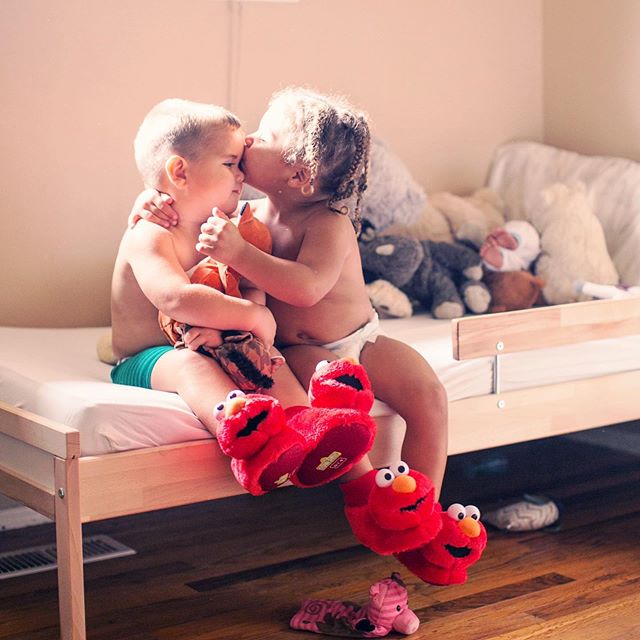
[483,270,545,313]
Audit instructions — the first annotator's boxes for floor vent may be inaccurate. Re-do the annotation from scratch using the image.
[0,535,136,580]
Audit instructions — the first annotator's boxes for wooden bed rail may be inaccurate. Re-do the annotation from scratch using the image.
[452,297,640,360]
[0,400,80,459]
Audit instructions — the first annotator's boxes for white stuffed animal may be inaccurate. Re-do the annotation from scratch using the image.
[530,182,619,305]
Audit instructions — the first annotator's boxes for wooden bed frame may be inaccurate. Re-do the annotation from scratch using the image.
[1,296,639,640]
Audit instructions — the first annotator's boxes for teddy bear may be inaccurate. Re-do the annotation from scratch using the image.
[359,233,491,319]
[530,182,619,304]
[483,270,545,313]
[381,187,506,247]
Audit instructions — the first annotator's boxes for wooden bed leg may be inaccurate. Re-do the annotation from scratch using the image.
[54,457,86,640]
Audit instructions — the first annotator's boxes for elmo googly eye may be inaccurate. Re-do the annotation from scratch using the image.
[315,360,330,372]
[390,461,410,476]
[375,468,395,488]
[465,505,481,520]
[225,390,246,402]
[214,402,226,421]
[447,503,466,521]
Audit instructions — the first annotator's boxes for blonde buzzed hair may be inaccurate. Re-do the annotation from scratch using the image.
[269,88,371,226]
[134,98,241,187]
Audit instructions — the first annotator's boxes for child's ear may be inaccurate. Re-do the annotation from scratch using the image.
[165,155,188,189]
[288,165,313,191]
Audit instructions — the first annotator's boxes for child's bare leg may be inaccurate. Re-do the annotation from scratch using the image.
[151,348,308,436]
[360,336,448,499]
[151,348,238,435]
[268,356,310,407]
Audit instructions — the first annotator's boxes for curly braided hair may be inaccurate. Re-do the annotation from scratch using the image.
[270,88,371,230]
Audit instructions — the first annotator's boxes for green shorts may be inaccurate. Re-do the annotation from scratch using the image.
[110,345,173,389]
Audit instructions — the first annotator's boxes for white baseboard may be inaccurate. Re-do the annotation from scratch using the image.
[0,506,52,531]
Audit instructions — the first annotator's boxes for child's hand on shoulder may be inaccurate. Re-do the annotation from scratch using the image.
[128,188,179,229]
[196,208,244,264]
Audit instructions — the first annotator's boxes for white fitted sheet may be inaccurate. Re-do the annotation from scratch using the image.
[1,321,638,456]
[0,322,490,456]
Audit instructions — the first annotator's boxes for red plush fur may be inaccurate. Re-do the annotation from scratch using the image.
[341,469,442,555]
[309,358,375,412]
[287,407,376,488]
[395,504,487,585]
[217,395,307,496]
[215,359,377,495]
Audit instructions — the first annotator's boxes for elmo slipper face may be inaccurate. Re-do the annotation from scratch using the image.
[215,391,307,496]
[395,503,487,585]
[341,464,441,555]
[215,392,287,459]
[309,359,375,413]
[369,467,436,531]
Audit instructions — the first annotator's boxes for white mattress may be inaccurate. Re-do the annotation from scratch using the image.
[1,321,638,456]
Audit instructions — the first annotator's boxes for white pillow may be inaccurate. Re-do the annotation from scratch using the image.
[488,141,640,285]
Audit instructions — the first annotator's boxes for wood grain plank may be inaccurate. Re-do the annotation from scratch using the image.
[452,297,640,360]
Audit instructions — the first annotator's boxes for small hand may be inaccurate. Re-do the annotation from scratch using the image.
[182,327,224,351]
[128,189,179,229]
[196,208,244,263]
[251,306,277,351]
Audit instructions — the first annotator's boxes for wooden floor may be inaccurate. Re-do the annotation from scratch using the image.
[1,421,640,639]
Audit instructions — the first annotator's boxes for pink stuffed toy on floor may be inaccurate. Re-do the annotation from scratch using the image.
[290,572,419,637]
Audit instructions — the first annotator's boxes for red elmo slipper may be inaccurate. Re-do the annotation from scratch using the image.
[287,359,377,488]
[395,503,487,585]
[341,464,442,555]
[215,391,307,496]
[215,357,377,494]
[309,358,375,412]
[286,406,376,488]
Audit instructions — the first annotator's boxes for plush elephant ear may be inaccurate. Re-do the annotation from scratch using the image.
[359,236,424,289]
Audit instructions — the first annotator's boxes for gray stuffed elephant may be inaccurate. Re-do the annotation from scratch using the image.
[359,232,491,319]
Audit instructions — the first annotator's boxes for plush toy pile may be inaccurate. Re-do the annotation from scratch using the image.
[359,141,621,316]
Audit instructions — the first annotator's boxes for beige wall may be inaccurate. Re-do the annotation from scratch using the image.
[2,0,544,327]
[544,0,640,162]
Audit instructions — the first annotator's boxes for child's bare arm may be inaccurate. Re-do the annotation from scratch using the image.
[126,223,275,344]
[128,188,179,229]
[241,281,266,306]
[198,212,350,307]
